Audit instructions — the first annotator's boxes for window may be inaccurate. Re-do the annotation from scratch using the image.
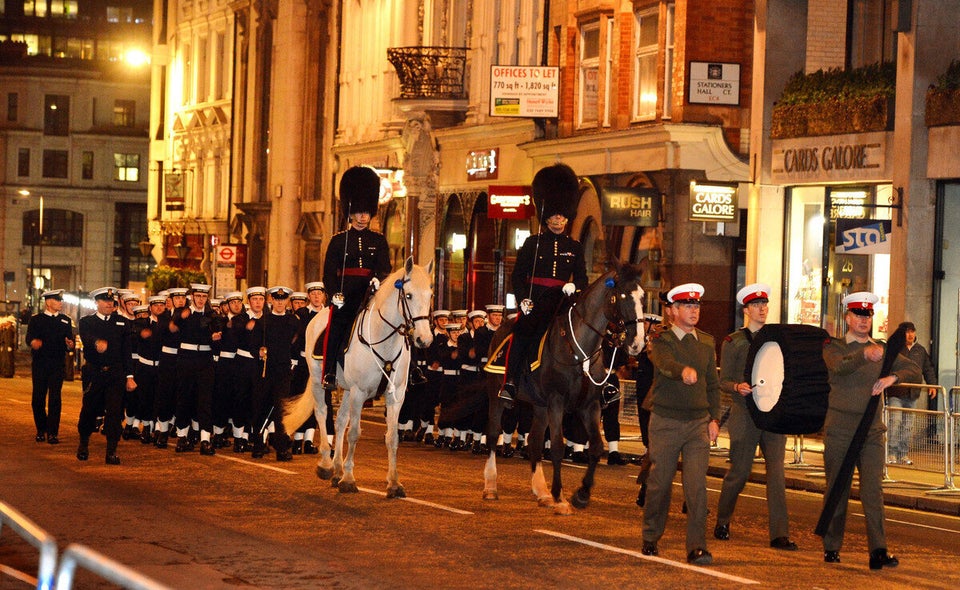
[106,5,133,23]
[848,0,895,68]
[17,148,29,177]
[114,153,139,182]
[113,203,150,285]
[42,150,68,178]
[663,4,675,119]
[23,209,84,247]
[7,92,17,122]
[633,8,659,121]
[81,151,93,179]
[43,95,69,136]
[578,21,600,127]
[50,0,78,18]
[113,99,136,127]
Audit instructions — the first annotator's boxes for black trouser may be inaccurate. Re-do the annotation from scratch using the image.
[32,356,65,436]
[505,289,564,382]
[321,307,353,377]
[78,365,123,447]
[153,353,179,424]
[175,354,214,432]
[417,370,442,426]
[231,356,256,433]
[251,363,291,451]
[212,356,236,431]
[133,363,158,425]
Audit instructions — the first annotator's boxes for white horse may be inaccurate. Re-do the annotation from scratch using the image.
[284,257,434,498]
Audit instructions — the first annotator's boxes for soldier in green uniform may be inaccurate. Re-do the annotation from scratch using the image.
[713,283,797,551]
[640,283,720,565]
[821,291,920,569]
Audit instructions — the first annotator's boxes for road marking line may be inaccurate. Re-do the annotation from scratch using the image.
[357,487,473,514]
[5,398,28,404]
[535,529,760,585]
[853,513,960,533]
[215,454,297,474]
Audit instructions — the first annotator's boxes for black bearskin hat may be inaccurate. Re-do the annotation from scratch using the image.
[339,166,381,217]
[532,163,579,222]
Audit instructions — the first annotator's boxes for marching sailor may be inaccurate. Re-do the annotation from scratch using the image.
[26,289,75,444]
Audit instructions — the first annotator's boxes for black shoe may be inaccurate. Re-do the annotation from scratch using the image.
[76,442,89,461]
[414,427,426,442]
[291,440,303,455]
[276,448,293,462]
[824,551,841,563]
[251,444,266,459]
[571,450,588,464]
[770,537,798,551]
[869,548,898,570]
[175,438,194,453]
[35,432,46,443]
[233,438,248,453]
[500,443,515,458]
[471,440,483,454]
[423,433,435,446]
[600,383,621,407]
[47,435,59,445]
[713,523,730,541]
[321,373,337,389]
[641,541,658,556]
[303,440,320,454]
[121,425,137,440]
[448,438,462,451]
[519,443,530,460]
[140,429,153,445]
[155,432,169,449]
[105,454,121,465]
[199,441,215,456]
[636,483,646,508]
[607,451,627,465]
[687,548,713,565]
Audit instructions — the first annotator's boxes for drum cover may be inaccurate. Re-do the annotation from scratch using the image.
[743,324,830,435]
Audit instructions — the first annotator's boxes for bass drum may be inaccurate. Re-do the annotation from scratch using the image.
[743,324,830,435]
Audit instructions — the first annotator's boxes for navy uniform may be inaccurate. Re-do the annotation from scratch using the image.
[821,292,920,569]
[25,289,76,444]
[714,284,797,550]
[500,164,588,404]
[291,282,327,454]
[418,310,450,445]
[77,287,134,464]
[119,293,142,440]
[232,286,267,452]
[131,298,163,445]
[641,283,720,565]
[436,323,462,448]
[320,166,392,388]
[171,283,219,454]
[213,291,244,449]
[152,288,185,448]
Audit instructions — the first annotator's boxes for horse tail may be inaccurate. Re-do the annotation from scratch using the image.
[281,390,317,435]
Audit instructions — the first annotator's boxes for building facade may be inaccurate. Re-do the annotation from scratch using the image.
[0,0,152,313]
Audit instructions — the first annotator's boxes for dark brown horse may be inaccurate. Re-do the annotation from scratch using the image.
[481,261,646,514]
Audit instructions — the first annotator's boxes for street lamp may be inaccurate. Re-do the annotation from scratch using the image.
[19,189,43,309]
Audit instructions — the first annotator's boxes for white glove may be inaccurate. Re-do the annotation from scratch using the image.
[562,282,576,296]
[370,277,381,291]
[332,293,345,308]
[520,299,534,315]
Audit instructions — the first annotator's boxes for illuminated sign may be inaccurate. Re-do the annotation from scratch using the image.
[689,181,738,222]
[600,187,660,227]
[488,185,534,219]
[489,66,560,118]
[466,148,498,181]
[164,172,185,211]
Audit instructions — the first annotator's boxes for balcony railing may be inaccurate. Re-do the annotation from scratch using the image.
[387,46,468,100]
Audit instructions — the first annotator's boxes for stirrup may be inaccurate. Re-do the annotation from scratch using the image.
[601,383,621,407]
[410,367,428,386]
[498,381,516,406]
[321,373,337,389]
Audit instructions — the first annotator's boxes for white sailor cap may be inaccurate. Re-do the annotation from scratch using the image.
[432,309,451,319]
[190,283,212,294]
[246,286,266,298]
[736,283,772,306]
[117,288,134,297]
[90,287,118,301]
[121,293,141,303]
[451,309,468,318]
[484,304,505,313]
[221,291,243,303]
[209,298,222,307]
[41,289,64,300]
[842,291,879,317]
[305,281,325,293]
[167,287,189,297]
[157,290,170,298]
[445,324,461,332]
[467,310,487,320]
[132,305,149,314]
[148,295,167,305]
[267,286,292,299]
[667,283,705,304]
[290,291,308,301]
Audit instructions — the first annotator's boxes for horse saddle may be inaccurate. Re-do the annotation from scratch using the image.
[482,332,548,374]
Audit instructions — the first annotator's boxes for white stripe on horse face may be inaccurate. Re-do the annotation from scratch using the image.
[628,285,646,355]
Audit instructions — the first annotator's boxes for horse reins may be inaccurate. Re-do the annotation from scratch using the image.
[563,279,640,386]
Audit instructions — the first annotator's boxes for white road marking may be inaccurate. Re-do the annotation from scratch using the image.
[854,513,960,534]
[356,487,473,514]
[6,398,28,404]
[215,454,297,474]
[535,529,760,585]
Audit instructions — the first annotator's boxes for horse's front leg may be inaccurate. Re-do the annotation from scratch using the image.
[384,390,406,498]
[527,404,552,506]
[482,380,504,500]
[309,364,334,479]
[547,403,573,516]
[571,400,603,510]
[337,387,366,494]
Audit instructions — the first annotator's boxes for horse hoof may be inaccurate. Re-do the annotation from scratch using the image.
[316,466,333,480]
[570,490,590,510]
[331,476,341,488]
[537,495,554,508]
[553,502,574,516]
[482,490,499,501]
[338,481,359,494]
[387,486,406,499]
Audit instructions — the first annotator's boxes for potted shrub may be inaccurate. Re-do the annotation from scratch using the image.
[926,59,960,127]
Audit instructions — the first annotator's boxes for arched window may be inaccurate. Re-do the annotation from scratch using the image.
[22,209,83,247]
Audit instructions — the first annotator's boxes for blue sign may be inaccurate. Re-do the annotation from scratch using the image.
[835,219,891,254]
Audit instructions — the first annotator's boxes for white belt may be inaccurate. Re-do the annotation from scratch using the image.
[161,346,179,355]
[427,367,442,372]
[480,357,488,363]
[180,343,211,351]
[131,353,140,360]
[236,349,254,359]
[138,357,159,367]
[299,351,306,358]
[460,366,478,372]
[219,351,236,359]
[443,369,459,375]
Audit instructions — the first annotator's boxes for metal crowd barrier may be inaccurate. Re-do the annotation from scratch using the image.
[0,500,57,590]
[54,544,170,590]
[881,383,959,495]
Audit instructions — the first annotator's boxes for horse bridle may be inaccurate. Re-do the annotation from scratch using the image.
[356,277,430,374]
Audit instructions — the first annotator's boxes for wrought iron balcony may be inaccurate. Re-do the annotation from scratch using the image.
[387,46,468,100]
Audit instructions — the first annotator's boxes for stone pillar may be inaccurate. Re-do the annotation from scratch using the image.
[265,0,307,287]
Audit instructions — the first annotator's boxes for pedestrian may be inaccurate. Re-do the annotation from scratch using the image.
[291,281,328,454]
[152,287,186,449]
[76,287,135,464]
[319,165,392,390]
[713,283,797,550]
[25,289,76,444]
[884,321,937,465]
[640,283,720,565]
[820,291,920,569]
[132,295,166,445]
[171,283,220,455]
[498,163,588,405]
